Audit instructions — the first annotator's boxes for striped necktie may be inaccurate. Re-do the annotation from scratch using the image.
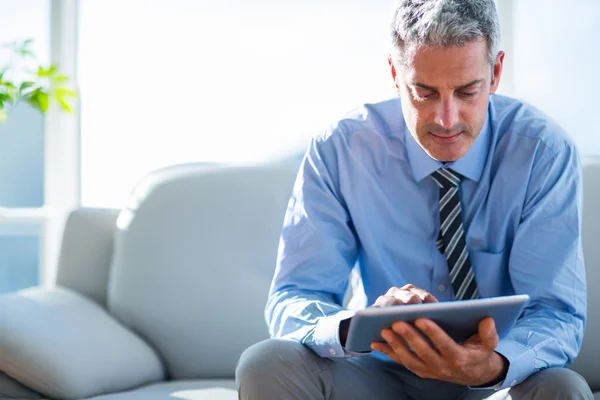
[431,168,479,300]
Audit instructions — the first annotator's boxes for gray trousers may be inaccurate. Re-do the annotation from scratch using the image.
[236,339,594,400]
[0,372,45,400]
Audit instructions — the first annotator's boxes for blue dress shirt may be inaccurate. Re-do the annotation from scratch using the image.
[266,94,586,390]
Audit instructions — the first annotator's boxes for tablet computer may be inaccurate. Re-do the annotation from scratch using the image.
[345,294,530,353]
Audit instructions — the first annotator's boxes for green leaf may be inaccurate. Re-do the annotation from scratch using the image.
[54,87,78,98]
[54,85,77,113]
[19,81,35,91]
[17,39,35,58]
[0,92,12,104]
[26,88,49,113]
[20,49,35,58]
[0,94,9,108]
[37,91,49,112]
[18,81,37,100]
[1,81,16,90]
[37,65,57,77]
[0,39,78,116]
[52,74,69,83]
[0,80,17,107]
[57,96,73,113]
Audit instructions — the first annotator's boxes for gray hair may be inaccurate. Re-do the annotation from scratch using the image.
[390,0,500,68]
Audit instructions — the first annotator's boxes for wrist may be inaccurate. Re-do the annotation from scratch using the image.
[339,318,351,346]
[481,352,509,387]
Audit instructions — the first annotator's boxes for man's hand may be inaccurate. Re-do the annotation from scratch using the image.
[373,284,439,307]
[371,317,509,387]
[340,284,437,346]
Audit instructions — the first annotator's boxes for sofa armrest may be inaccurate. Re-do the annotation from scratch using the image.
[55,208,120,307]
[0,286,165,400]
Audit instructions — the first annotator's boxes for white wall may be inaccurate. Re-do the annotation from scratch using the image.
[512,0,600,154]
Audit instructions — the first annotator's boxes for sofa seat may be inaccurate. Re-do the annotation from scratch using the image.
[85,380,237,400]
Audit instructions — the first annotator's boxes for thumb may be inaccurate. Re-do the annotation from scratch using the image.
[479,317,499,350]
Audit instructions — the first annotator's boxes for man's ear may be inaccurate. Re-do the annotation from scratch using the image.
[388,56,399,89]
[490,51,505,94]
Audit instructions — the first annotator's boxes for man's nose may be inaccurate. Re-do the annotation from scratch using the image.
[434,99,459,131]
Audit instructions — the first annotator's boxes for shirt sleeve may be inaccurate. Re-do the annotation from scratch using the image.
[494,141,586,389]
[265,134,359,358]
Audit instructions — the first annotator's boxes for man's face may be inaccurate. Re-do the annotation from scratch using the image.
[390,40,504,162]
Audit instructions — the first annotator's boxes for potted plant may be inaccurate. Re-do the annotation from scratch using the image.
[0,38,77,122]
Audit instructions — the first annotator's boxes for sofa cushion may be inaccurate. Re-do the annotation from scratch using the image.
[107,162,299,379]
[569,159,600,391]
[85,379,237,400]
[0,287,165,399]
[55,208,119,307]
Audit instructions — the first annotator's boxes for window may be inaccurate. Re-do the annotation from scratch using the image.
[0,0,50,293]
[0,223,41,293]
[76,1,599,201]
[78,0,400,208]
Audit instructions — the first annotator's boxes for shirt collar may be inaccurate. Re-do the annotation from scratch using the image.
[405,111,490,183]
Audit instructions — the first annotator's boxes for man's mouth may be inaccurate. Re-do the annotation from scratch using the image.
[430,131,462,143]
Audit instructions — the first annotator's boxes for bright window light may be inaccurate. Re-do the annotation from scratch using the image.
[79,0,399,208]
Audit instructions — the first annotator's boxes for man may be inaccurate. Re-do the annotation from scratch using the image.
[236,0,592,399]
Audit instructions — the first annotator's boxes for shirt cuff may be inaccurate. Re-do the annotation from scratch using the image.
[468,379,505,390]
[310,310,356,358]
[494,338,536,390]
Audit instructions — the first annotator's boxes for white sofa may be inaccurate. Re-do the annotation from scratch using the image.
[0,158,598,399]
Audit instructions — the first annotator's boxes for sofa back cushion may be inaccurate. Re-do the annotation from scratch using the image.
[107,161,298,379]
[570,158,600,390]
[56,208,120,307]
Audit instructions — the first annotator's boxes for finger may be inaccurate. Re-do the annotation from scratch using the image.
[414,318,461,359]
[392,321,444,368]
[394,290,423,305]
[380,328,428,372]
[386,286,402,296]
[371,342,414,370]
[400,283,416,290]
[478,317,499,350]
[372,295,405,308]
[407,287,439,303]
[371,342,420,374]
[371,342,400,362]
[386,287,421,303]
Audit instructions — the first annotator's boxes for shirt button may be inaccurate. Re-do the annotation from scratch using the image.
[438,284,446,292]
[329,348,337,356]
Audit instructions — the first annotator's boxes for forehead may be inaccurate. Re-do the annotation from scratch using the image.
[401,40,490,86]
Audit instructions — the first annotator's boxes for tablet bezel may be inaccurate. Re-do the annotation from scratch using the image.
[345,294,530,353]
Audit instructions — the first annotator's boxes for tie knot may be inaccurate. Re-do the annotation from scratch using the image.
[431,168,462,188]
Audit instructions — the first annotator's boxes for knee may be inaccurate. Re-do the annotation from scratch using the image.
[235,338,314,386]
[515,368,593,400]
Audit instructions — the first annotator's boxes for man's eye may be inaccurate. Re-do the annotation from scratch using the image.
[416,91,436,99]
[459,91,477,97]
